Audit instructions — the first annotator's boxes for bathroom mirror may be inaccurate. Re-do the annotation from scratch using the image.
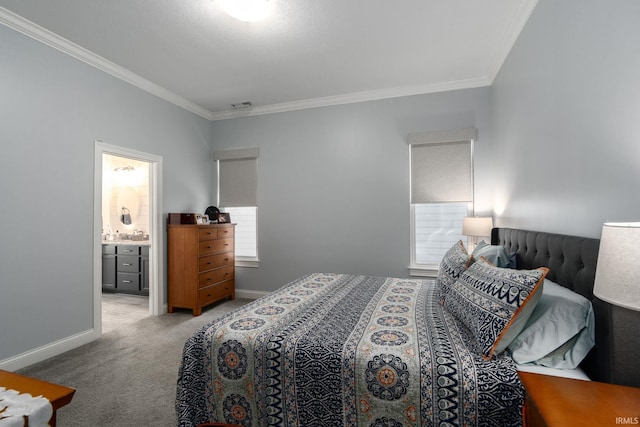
[116,186,139,227]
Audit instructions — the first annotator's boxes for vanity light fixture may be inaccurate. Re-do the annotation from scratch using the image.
[113,165,140,186]
[114,166,135,172]
[219,0,271,22]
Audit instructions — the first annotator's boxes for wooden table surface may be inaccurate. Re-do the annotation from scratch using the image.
[0,369,76,426]
[519,371,640,426]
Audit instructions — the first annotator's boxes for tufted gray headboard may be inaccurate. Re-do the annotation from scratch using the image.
[491,228,599,299]
[490,228,607,382]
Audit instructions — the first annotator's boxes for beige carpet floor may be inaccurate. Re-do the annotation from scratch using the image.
[18,294,250,426]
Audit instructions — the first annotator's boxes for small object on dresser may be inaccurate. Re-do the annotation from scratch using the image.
[168,213,197,224]
[205,205,220,222]
[216,212,231,223]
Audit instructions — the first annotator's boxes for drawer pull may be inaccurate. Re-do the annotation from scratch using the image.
[122,263,133,266]
[123,280,132,283]
[224,258,229,262]
[207,246,211,249]
[207,262,212,265]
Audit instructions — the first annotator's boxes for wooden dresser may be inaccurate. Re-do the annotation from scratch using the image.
[168,223,235,316]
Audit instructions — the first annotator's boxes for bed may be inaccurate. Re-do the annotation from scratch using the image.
[176,227,606,427]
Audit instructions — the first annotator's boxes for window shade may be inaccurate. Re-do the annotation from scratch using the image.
[408,129,476,204]
[214,148,258,207]
[410,140,472,203]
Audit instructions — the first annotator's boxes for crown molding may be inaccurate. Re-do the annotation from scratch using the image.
[486,0,538,83]
[209,76,492,121]
[0,6,215,121]
[1,4,522,123]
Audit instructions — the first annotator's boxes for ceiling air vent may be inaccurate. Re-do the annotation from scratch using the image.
[231,101,253,110]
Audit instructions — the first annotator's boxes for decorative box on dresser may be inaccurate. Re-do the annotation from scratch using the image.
[519,372,640,427]
[168,223,235,316]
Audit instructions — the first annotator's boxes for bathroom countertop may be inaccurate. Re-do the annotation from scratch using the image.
[102,239,151,246]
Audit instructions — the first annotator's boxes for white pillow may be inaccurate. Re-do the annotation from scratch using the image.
[508,279,595,369]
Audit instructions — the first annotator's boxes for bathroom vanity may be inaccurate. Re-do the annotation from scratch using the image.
[102,241,150,295]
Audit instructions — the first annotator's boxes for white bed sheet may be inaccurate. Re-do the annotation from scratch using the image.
[516,363,590,381]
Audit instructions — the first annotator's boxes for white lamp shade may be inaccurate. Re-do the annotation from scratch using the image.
[594,222,640,311]
[462,217,493,237]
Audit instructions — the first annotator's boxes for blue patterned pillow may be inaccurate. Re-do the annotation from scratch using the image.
[437,240,471,303]
[444,257,547,360]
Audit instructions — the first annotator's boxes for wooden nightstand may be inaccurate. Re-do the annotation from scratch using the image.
[519,371,640,426]
[0,369,75,426]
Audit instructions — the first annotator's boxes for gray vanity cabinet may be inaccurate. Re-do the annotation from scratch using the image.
[141,246,150,294]
[102,244,149,296]
[102,245,117,290]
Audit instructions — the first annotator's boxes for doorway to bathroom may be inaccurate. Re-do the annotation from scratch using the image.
[93,141,164,336]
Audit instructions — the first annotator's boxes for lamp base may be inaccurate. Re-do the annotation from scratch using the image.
[593,298,640,388]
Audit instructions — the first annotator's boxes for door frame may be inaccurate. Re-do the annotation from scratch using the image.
[93,141,164,335]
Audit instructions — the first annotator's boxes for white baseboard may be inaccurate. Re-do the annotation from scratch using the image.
[236,288,270,300]
[0,329,99,372]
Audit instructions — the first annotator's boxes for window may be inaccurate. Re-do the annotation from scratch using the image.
[408,128,476,276]
[223,206,257,258]
[214,148,259,267]
[413,202,469,266]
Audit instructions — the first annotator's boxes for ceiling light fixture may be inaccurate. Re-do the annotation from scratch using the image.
[219,0,271,22]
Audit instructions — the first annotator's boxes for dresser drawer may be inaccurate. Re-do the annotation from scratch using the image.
[198,281,234,306]
[117,245,140,255]
[198,238,233,256]
[117,255,139,272]
[198,265,234,288]
[217,227,234,239]
[198,228,219,241]
[117,272,140,291]
[199,252,235,272]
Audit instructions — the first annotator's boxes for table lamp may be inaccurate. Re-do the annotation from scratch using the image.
[462,217,493,251]
[593,222,640,387]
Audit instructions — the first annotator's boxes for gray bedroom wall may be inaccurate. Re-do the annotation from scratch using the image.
[0,24,213,362]
[491,0,640,238]
[211,88,493,292]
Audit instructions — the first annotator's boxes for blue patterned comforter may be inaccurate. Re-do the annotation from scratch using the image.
[176,273,523,427]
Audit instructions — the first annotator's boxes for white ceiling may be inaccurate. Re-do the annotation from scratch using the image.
[0,0,537,120]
